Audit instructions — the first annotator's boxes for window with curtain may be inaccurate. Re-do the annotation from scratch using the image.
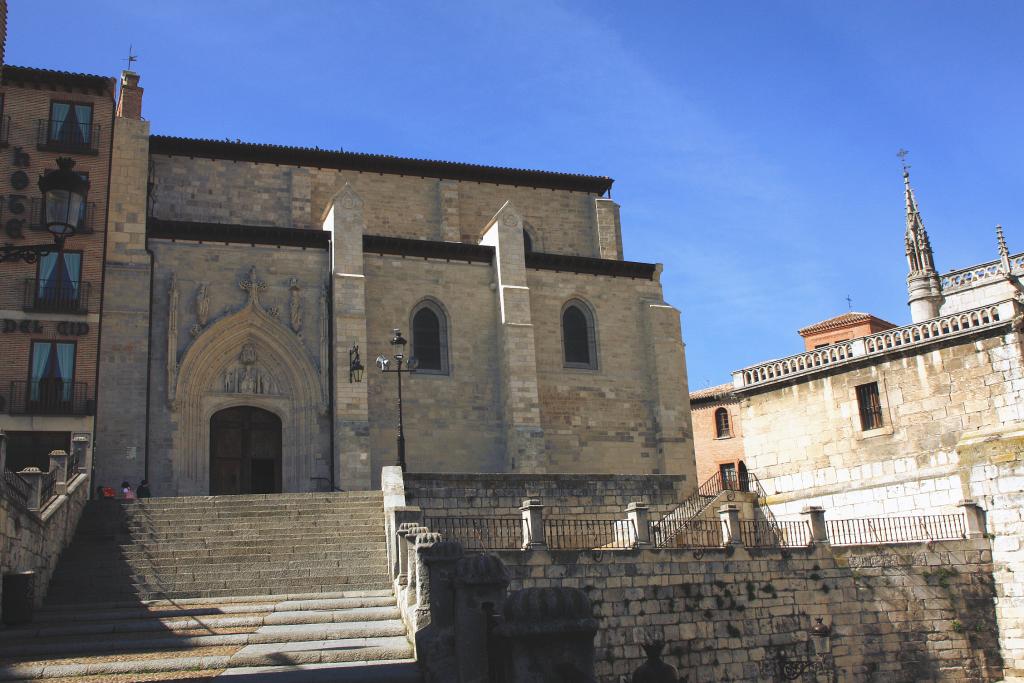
[29,341,75,403]
[49,101,93,146]
[36,251,81,309]
[411,301,448,374]
[562,300,597,369]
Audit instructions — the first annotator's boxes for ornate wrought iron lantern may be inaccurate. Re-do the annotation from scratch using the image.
[1,158,89,264]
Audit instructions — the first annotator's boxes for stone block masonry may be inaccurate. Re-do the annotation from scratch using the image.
[405,472,688,520]
[490,537,1000,682]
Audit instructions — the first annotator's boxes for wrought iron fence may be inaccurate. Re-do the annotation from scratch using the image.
[23,279,92,314]
[8,380,94,416]
[544,518,637,550]
[36,119,101,153]
[651,518,724,548]
[426,516,524,551]
[68,449,81,478]
[740,520,812,547]
[826,514,966,545]
[39,468,58,508]
[3,467,31,507]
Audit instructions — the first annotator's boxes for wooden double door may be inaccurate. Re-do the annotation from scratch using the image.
[209,406,282,495]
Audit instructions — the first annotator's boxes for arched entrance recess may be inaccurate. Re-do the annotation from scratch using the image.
[210,406,282,495]
[168,269,326,496]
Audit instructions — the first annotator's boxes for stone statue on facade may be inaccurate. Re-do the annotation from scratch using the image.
[288,277,302,333]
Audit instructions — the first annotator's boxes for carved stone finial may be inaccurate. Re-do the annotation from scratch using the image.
[239,266,267,307]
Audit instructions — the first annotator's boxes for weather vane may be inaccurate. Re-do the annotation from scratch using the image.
[845,294,853,311]
[897,148,910,173]
[125,44,138,71]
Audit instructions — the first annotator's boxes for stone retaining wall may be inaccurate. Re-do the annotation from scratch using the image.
[404,472,688,520]
[491,537,1000,682]
[0,474,89,618]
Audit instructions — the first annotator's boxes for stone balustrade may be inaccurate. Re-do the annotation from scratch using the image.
[940,252,1024,293]
[734,299,1017,389]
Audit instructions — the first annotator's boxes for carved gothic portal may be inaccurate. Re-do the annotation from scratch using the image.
[168,271,326,496]
[210,406,282,495]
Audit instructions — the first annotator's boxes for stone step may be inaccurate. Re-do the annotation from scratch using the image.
[0,643,416,682]
[54,553,388,572]
[0,606,402,641]
[45,579,392,604]
[32,594,397,623]
[0,619,408,658]
[39,588,394,612]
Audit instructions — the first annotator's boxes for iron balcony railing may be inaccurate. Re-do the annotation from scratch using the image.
[28,198,97,235]
[426,516,524,551]
[740,520,812,548]
[650,518,724,548]
[2,467,31,507]
[39,468,58,508]
[544,518,637,550]
[826,514,966,546]
[23,279,91,314]
[8,380,94,416]
[36,119,101,154]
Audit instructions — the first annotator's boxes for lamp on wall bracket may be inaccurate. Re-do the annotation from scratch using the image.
[348,345,364,383]
[1,158,89,265]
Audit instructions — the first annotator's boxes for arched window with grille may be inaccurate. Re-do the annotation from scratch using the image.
[714,407,731,438]
[561,299,597,369]
[411,300,449,374]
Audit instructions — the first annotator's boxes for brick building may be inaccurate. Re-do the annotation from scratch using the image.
[0,65,114,472]
[689,382,745,486]
[94,71,695,496]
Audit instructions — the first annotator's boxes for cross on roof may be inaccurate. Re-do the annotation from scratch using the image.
[845,294,853,310]
[124,45,138,71]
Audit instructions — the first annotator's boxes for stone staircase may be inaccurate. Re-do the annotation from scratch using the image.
[0,492,420,681]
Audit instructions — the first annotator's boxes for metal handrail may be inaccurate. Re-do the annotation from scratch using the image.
[827,514,966,545]
[2,467,31,507]
[544,518,637,550]
[427,516,524,551]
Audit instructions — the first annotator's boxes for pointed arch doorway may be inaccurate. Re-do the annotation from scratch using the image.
[210,406,282,495]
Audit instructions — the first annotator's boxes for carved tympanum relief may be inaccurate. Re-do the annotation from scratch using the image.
[220,341,280,395]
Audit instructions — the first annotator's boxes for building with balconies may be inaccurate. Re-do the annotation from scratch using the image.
[0,65,113,472]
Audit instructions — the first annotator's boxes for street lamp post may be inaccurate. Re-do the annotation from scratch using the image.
[376,329,418,471]
[0,158,89,264]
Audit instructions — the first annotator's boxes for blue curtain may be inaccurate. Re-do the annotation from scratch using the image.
[30,342,51,400]
[49,103,69,140]
[74,105,92,142]
[37,252,58,299]
[62,252,81,297]
[55,343,75,400]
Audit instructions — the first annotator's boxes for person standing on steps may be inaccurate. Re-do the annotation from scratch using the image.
[121,481,136,500]
[137,480,151,498]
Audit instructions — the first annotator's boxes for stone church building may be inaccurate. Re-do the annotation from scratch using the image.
[94,73,694,496]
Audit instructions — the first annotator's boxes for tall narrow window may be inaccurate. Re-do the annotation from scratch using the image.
[856,382,884,430]
[714,407,731,438]
[29,341,76,409]
[411,300,449,374]
[36,251,82,312]
[562,300,597,369]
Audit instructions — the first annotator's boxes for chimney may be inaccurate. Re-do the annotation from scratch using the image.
[116,70,143,119]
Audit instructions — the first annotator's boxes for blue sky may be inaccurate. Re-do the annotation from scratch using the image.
[10,1,1024,387]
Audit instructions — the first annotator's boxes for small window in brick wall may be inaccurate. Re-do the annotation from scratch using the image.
[714,407,731,438]
[856,382,884,430]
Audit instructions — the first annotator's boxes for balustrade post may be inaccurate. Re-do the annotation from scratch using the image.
[405,526,429,606]
[718,503,742,546]
[957,499,987,539]
[396,522,418,585]
[391,507,422,580]
[801,505,829,544]
[520,499,546,549]
[412,533,462,682]
[16,468,44,511]
[454,554,511,683]
[626,501,651,547]
[48,449,69,495]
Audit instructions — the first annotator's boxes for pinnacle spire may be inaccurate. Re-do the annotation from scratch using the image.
[904,167,936,275]
[997,224,1011,272]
